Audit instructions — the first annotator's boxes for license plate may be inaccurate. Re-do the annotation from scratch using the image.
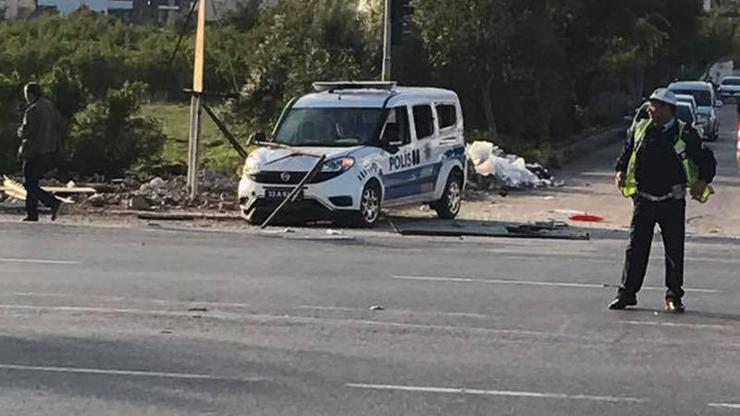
[265,188,303,200]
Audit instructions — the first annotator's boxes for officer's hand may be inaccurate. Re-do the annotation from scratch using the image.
[691,180,708,200]
[615,171,626,188]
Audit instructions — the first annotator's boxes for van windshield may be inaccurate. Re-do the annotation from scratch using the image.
[274,108,384,147]
[670,89,711,107]
[722,78,740,86]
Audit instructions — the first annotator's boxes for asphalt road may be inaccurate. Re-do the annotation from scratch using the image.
[0,109,738,415]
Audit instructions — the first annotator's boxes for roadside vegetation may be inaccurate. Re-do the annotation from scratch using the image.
[1,0,740,178]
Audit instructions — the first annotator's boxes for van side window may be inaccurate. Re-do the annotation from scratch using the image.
[436,104,457,130]
[413,105,435,140]
[382,107,411,145]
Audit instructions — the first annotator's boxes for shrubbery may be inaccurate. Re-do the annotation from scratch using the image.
[2,0,740,177]
[64,82,166,177]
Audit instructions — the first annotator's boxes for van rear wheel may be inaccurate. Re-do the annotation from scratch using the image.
[434,172,463,219]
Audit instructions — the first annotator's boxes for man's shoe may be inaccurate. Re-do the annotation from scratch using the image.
[50,200,62,222]
[665,298,685,313]
[20,216,38,222]
[608,296,637,310]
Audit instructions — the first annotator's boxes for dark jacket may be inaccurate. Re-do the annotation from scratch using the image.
[615,119,716,196]
[18,97,63,160]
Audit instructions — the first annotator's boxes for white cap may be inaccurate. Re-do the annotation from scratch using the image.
[649,88,678,106]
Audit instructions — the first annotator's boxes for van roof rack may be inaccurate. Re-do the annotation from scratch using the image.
[312,81,397,93]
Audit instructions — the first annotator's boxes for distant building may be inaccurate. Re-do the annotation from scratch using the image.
[1,0,37,19]
[2,0,265,22]
[33,0,134,17]
[703,0,740,11]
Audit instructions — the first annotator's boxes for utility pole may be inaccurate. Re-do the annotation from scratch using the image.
[187,0,207,199]
[382,0,392,81]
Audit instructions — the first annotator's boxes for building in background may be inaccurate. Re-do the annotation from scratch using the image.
[704,0,740,11]
[2,0,268,22]
[1,0,37,19]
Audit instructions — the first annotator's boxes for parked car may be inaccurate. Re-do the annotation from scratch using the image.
[719,76,740,103]
[668,81,722,141]
[737,120,740,169]
[675,94,698,113]
[238,81,466,226]
[676,102,705,138]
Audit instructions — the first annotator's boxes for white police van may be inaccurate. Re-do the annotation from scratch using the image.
[238,81,466,226]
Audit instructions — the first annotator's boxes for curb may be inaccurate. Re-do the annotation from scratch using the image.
[559,127,624,165]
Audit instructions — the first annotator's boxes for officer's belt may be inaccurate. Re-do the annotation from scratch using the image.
[637,185,686,202]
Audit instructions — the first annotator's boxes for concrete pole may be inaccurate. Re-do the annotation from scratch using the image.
[187,0,207,199]
[187,93,202,199]
[381,0,392,81]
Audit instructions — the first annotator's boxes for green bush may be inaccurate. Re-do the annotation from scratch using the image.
[0,73,22,174]
[63,82,167,177]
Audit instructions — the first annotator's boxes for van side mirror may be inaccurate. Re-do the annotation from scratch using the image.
[248,131,267,145]
[381,125,404,148]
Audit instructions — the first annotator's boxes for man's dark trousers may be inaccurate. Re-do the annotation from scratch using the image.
[22,154,60,220]
[620,196,686,300]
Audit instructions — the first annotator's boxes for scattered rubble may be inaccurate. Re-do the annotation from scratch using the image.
[1,171,239,214]
[83,171,238,212]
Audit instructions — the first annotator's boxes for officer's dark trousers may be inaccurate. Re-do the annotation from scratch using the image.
[619,196,686,300]
[22,154,60,220]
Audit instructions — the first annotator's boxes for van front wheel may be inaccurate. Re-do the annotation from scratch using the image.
[433,172,463,219]
[343,181,381,227]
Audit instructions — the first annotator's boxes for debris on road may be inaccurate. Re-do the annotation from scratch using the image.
[465,141,555,192]
[1,176,75,204]
[393,219,590,240]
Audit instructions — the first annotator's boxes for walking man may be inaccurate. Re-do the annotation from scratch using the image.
[610,88,716,313]
[17,82,64,222]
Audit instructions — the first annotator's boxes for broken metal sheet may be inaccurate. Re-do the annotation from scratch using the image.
[1,176,76,203]
[392,219,590,240]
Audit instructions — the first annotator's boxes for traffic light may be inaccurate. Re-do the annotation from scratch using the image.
[390,0,414,45]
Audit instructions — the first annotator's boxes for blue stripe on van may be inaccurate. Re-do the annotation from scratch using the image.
[382,163,442,200]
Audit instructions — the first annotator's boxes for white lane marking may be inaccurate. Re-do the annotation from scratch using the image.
[620,321,731,330]
[0,258,80,265]
[485,249,740,265]
[0,303,597,341]
[0,363,263,383]
[709,403,740,409]
[346,383,649,404]
[392,275,721,293]
[393,275,606,289]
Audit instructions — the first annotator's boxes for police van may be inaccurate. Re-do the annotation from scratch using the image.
[238,81,466,226]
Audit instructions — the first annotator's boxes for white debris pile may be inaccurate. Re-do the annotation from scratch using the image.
[465,141,555,191]
[80,171,239,212]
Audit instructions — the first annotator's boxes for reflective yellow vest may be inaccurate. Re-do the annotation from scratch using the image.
[620,119,713,203]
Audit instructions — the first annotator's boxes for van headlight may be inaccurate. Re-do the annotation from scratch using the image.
[243,156,262,177]
[321,157,355,173]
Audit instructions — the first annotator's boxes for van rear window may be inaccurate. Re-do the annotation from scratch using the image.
[436,104,457,129]
[670,89,711,107]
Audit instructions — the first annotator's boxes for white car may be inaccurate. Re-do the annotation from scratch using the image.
[238,82,466,226]
[736,119,740,169]
[719,76,740,102]
[675,102,704,138]
[675,94,698,113]
[668,81,723,141]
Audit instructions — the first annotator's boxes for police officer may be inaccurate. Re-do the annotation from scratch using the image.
[610,88,716,313]
[17,82,64,222]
